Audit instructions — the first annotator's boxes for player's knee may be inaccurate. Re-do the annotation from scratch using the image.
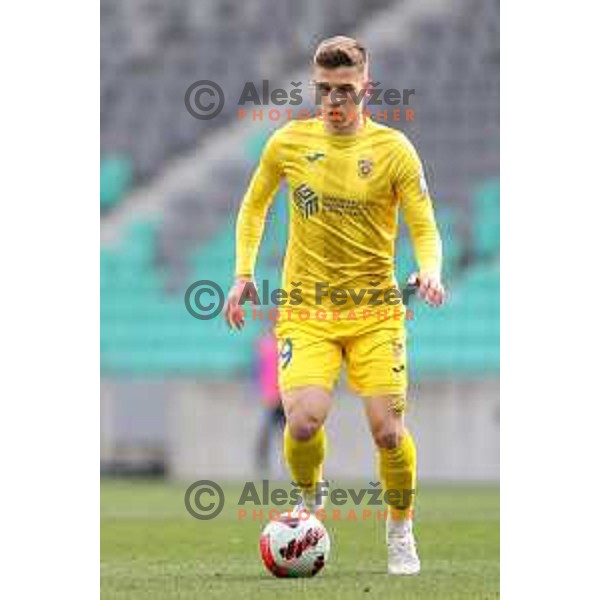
[373,424,399,449]
[288,415,321,441]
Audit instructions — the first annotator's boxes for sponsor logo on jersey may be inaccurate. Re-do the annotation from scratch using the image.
[293,184,319,219]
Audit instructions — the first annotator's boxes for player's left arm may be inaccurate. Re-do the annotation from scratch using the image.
[394,136,446,307]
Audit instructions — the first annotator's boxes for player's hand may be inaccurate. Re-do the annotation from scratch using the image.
[224,277,258,330]
[408,272,446,307]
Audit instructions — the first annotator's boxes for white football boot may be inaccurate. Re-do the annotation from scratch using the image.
[387,518,421,575]
[292,481,327,516]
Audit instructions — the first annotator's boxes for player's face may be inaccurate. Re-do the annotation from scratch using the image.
[313,65,367,134]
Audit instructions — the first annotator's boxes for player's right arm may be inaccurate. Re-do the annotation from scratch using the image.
[225,130,283,330]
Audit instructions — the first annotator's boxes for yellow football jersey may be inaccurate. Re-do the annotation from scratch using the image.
[235,117,441,312]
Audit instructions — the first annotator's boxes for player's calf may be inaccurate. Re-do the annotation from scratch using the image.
[282,386,332,514]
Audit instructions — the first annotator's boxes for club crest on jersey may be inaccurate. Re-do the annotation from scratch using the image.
[358,158,373,178]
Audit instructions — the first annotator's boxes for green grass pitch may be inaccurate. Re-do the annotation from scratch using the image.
[101,479,499,599]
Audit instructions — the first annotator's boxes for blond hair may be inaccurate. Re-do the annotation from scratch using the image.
[313,36,367,71]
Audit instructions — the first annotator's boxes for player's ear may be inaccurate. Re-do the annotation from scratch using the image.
[362,70,371,95]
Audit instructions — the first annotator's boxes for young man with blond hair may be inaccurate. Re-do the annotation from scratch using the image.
[226,36,445,575]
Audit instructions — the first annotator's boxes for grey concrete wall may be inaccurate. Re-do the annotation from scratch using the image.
[101,377,499,481]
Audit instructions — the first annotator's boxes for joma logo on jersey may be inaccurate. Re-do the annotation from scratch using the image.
[306,152,325,163]
[293,184,319,219]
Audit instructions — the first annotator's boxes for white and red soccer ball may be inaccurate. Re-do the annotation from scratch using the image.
[259,514,331,577]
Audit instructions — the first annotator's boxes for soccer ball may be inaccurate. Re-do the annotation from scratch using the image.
[259,513,331,577]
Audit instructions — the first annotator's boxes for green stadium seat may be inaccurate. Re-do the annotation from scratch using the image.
[100,155,133,210]
[472,178,500,260]
[101,211,499,378]
[396,205,463,284]
[408,260,499,377]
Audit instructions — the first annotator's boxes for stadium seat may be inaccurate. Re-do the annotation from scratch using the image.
[472,178,500,259]
[101,0,499,379]
[102,212,499,377]
[408,261,499,377]
[100,155,132,210]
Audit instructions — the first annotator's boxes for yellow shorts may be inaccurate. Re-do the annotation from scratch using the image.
[276,315,408,404]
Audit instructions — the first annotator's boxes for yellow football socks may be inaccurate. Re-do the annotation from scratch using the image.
[283,425,326,493]
[378,428,417,520]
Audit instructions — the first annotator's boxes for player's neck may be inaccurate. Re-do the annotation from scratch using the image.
[323,112,367,137]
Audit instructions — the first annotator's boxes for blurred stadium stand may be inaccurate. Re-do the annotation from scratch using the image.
[100,0,499,480]
[101,0,393,185]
